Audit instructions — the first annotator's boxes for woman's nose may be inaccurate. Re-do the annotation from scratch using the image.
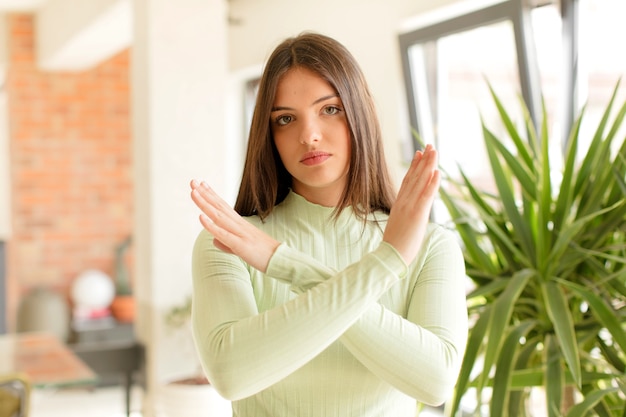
[299,118,322,145]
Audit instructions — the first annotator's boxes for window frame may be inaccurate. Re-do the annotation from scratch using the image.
[398,0,580,151]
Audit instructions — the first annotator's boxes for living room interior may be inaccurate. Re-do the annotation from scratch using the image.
[1,0,625,416]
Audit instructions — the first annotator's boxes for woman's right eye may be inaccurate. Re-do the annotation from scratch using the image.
[275,115,292,126]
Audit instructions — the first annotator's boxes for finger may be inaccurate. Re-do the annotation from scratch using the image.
[191,186,253,249]
[399,147,438,197]
[191,188,216,216]
[199,212,236,247]
[422,169,441,201]
[192,190,237,232]
[197,182,242,223]
[406,145,436,180]
[213,238,234,254]
[398,150,424,190]
[191,183,239,225]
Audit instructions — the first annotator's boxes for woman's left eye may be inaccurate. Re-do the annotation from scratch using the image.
[275,115,293,126]
[323,106,341,115]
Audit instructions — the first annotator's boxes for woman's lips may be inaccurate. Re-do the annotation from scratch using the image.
[300,151,331,166]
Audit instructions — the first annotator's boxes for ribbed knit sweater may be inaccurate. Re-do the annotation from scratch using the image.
[191,191,468,417]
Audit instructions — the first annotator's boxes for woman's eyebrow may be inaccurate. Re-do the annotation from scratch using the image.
[312,94,339,105]
[271,94,340,112]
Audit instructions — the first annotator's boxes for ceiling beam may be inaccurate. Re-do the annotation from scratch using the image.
[36,0,132,72]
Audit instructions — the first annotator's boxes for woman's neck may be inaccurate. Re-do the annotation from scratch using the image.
[291,187,341,208]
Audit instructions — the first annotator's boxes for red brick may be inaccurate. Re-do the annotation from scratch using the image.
[5,14,133,329]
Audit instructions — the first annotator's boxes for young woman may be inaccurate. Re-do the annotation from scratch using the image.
[190,32,468,417]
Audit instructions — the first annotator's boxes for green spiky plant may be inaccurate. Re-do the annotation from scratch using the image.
[437,81,626,417]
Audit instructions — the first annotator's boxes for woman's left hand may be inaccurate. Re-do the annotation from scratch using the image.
[383,144,440,265]
[190,180,280,273]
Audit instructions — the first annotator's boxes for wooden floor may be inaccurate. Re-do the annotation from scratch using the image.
[30,385,144,417]
[29,385,446,417]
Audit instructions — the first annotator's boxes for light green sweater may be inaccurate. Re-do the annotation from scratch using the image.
[192,191,468,417]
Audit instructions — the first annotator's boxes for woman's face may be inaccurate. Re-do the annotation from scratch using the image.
[271,67,351,207]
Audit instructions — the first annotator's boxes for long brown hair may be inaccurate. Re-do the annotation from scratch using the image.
[234,32,396,221]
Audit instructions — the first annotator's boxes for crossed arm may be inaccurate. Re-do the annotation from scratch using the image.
[190,146,468,404]
[190,145,441,272]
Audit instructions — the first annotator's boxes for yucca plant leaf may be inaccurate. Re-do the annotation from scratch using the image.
[508,369,619,389]
[447,306,492,416]
[481,122,537,199]
[490,320,535,416]
[488,82,536,168]
[483,126,535,258]
[546,199,626,274]
[588,82,626,199]
[441,174,533,271]
[566,388,619,417]
[545,334,564,417]
[608,278,626,300]
[579,133,615,199]
[592,401,614,417]
[541,281,581,387]
[618,386,626,417]
[574,81,621,212]
[508,338,541,415]
[536,98,552,274]
[581,202,626,252]
[442,81,626,416]
[553,110,583,231]
[466,278,508,299]
[596,336,626,374]
[607,123,626,203]
[439,185,501,274]
[480,270,534,391]
[509,368,544,388]
[456,166,534,270]
[559,280,626,354]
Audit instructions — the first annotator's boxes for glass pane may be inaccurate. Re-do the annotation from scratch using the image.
[408,21,524,222]
[436,20,521,191]
[579,0,626,151]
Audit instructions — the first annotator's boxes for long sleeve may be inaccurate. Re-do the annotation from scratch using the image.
[266,225,468,406]
[191,191,468,416]
[191,231,407,401]
[341,227,467,405]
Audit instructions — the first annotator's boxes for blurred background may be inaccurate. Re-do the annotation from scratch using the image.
[0,0,624,415]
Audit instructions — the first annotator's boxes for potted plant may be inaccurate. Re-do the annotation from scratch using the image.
[110,236,135,323]
[164,297,209,385]
[438,82,626,416]
[157,296,232,417]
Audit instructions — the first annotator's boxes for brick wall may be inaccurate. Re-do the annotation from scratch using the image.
[5,14,133,329]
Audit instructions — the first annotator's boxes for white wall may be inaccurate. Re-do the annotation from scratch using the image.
[0,15,10,240]
[37,0,132,71]
[0,91,9,240]
[130,0,230,406]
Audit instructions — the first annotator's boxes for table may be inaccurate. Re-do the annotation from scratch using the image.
[0,332,97,388]
[68,319,144,417]
[71,341,143,417]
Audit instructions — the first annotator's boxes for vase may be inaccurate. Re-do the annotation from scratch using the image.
[17,287,70,342]
[110,295,135,323]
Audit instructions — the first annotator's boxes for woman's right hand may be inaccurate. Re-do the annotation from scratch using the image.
[383,144,440,265]
[190,180,280,273]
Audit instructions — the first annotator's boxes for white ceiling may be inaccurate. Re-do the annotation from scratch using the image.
[0,0,48,12]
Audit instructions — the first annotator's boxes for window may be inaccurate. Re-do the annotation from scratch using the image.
[399,0,626,220]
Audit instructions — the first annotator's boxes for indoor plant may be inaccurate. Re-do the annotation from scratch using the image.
[438,82,626,416]
[163,296,209,384]
[159,296,231,417]
[110,236,135,322]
